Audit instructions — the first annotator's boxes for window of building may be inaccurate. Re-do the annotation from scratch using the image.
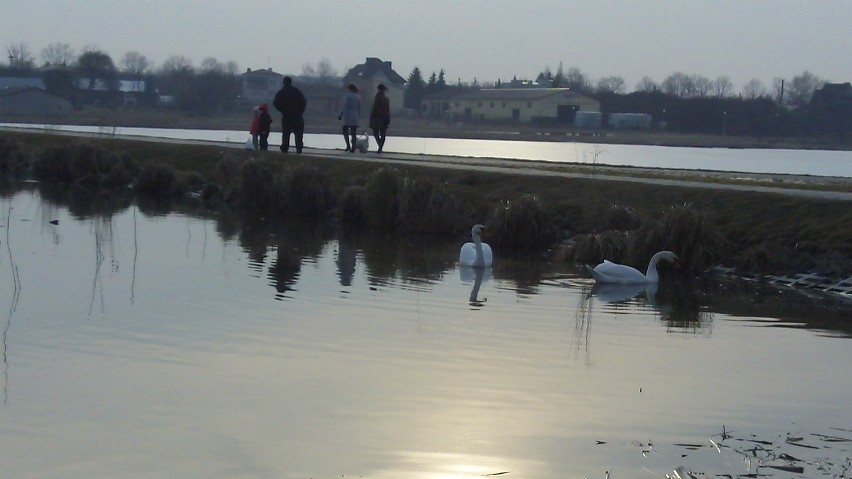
[478,102,482,107]
[527,102,532,108]
[490,102,494,108]
[502,102,506,108]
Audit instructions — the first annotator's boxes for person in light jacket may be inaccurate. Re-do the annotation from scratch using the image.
[338,83,361,152]
[369,83,390,153]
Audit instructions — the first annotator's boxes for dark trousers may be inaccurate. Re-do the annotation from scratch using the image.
[342,125,357,151]
[281,116,305,153]
[372,127,387,152]
[259,131,269,150]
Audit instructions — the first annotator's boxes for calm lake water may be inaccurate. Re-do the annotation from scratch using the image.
[1,186,851,479]
[4,123,852,178]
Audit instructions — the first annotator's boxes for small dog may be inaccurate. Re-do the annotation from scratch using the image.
[354,134,369,153]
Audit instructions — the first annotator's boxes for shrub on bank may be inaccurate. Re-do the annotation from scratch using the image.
[274,163,335,216]
[567,204,726,273]
[487,194,558,250]
[134,163,177,195]
[399,177,463,235]
[627,204,727,272]
[362,166,402,229]
[0,136,30,178]
[237,158,279,212]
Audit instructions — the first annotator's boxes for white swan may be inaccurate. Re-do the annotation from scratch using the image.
[590,251,679,284]
[459,224,493,267]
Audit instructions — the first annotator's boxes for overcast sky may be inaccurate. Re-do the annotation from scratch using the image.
[2,0,850,92]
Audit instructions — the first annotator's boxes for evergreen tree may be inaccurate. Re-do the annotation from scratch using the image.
[426,71,438,93]
[405,66,425,111]
[436,69,447,91]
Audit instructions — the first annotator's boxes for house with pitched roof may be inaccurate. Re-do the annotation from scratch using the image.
[447,88,599,124]
[342,57,406,113]
[240,68,285,106]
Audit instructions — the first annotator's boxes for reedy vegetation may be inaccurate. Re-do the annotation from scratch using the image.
[1,132,849,278]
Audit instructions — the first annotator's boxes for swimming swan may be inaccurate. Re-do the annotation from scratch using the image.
[590,251,679,284]
[459,224,493,267]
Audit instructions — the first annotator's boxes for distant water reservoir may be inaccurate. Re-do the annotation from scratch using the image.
[4,123,852,178]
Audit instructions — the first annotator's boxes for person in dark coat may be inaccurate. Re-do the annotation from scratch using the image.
[273,76,307,153]
[256,103,273,150]
[369,83,390,153]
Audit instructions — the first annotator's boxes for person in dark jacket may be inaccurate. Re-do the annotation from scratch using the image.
[369,83,390,153]
[256,103,273,150]
[272,76,307,153]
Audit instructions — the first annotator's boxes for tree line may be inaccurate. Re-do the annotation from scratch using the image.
[4,41,849,142]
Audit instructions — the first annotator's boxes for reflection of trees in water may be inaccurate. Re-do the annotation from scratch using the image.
[88,216,113,316]
[652,278,715,333]
[37,182,134,219]
[3,200,23,405]
[352,227,456,290]
[574,285,594,366]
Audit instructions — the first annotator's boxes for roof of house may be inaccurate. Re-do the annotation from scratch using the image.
[344,57,405,85]
[0,76,46,90]
[242,68,284,77]
[0,86,66,100]
[452,88,595,102]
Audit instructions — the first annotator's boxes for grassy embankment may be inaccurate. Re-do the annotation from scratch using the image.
[1,130,850,279]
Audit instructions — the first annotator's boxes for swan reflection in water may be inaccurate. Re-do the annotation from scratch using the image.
[460,265,491,308]
[590,280,712,329]
[591,282,659,304]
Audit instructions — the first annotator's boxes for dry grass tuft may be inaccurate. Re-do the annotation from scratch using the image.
[487,194,558,250]
[627,204,728,272]
[399,177,463,235]
[362,166,403,229]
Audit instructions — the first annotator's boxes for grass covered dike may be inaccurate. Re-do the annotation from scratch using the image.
[2,130,850,279]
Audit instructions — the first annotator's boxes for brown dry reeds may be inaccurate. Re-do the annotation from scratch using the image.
[627,204,728,272]
[399,177,463,235]
[0,136,30,179]
[274,163,334,216]
[487,194,557,250]
[361,166,402,229]
[134,163,177,195]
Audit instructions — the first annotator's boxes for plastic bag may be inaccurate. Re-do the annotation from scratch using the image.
[243,136,254,150]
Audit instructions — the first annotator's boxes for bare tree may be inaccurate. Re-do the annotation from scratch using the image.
[225,60,239,75]
[662,72,693,98]
[595,76,626,94]
[713,76,734,97]
[691,74,713,97]
[301,62,316,76]
[160,55,193,74]
[6,42,34,69]
[565,66,591,92]
[121,51,150,75]
[315,58,336,81]
[771,77,785,104]
[786,70,824,107]
[741,78,767,99]
[41,42,75,66]
[200,57,223,73]
[635,76,658,92]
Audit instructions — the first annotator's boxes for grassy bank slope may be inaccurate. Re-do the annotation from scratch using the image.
[2,131,850,278]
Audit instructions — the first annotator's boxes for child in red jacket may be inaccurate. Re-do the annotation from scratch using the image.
[250,104,273,150]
